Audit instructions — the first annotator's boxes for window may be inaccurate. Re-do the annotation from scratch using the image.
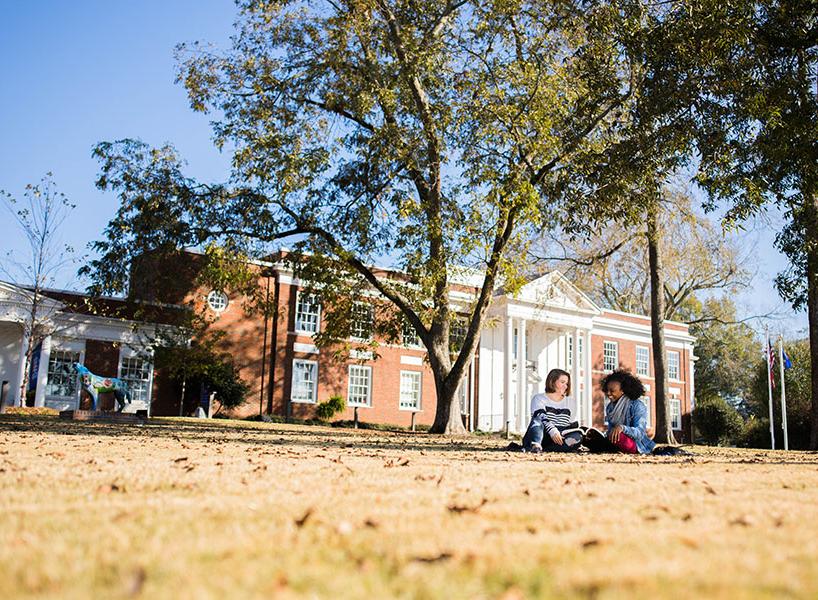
[399,371,422,411]
[350,302,374,340]
[402,319,421,347]
[347,365,372,407]
[119,356,152,404]
[567,334,573,368]
[670,397,681,429]
[667,351,680,380]
[295,293,321,334]
[577,335,584,365]
[45,350,81,397]
[603,341,618,372]
[636,346,650,377]
[449,317,468,353]
[457,379,468,415]
[291,360,318,403]
[643,397,652,428]
[207,290,229,312]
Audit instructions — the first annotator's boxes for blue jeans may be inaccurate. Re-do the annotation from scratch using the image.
[521,415,582,452]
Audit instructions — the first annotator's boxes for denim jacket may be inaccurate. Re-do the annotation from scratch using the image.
[605,397,656,455]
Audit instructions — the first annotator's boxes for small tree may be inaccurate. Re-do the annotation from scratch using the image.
[1,174,78,407]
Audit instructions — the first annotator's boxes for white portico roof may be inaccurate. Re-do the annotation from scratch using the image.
[0,281,65,324]
[491,271,601,328]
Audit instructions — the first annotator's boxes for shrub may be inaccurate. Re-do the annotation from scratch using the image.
[315,395,346,421]
[736,417,773,449]
[692,396,743,445]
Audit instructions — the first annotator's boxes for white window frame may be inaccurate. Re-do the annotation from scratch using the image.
[402,319,421,348]
[350,301,374,341]
[643,396,652,428]
[117,348,154,407]
[347,365,372,407]
[207,290,229,313]
[295,292,321,334]
[45,344,85,403]
[291,359,318,403]
[399,370,422,411]
[667,350,680,381]
[636,345,650,377]
[603,341,618,372]
[577,335,584,365]
[670,396,681,429]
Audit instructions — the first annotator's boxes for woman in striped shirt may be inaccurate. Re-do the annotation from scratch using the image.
[521,368,582,453]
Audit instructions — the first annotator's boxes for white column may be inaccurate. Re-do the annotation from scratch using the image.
[573,327,581,423]
[33,335,52,408]
[14,327,30,407]
[503,315,513,433]
[585,330,594,426]
[517,318,527,432]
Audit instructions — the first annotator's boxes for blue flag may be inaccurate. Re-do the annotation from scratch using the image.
[782,348,793,370]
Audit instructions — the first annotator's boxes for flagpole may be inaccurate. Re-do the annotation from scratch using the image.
[766,327,775,450]
[779,336,789,451]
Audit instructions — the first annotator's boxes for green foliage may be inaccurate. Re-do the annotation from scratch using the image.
[85,1,722,432]
[155,339,250,412]
[693,396,743,446]
[747,338,813,449]
[315,395,346,421]
[689,298,760,407]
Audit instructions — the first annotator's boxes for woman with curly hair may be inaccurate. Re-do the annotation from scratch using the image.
[584,369,656,454]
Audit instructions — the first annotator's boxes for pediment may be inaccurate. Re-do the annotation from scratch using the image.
[512,272,601,313]
[0,281,65,319]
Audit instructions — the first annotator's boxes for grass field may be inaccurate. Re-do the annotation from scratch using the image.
[2,414,818,599]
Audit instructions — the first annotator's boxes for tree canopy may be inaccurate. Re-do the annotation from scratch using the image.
[85,0,677,433]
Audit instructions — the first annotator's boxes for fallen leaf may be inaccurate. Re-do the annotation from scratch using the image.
[411,552,452,563]
[295,508,314,528]
[448,498,488,514]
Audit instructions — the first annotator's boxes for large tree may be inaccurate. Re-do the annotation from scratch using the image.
[85,1,666,433]
[695,0,818,448]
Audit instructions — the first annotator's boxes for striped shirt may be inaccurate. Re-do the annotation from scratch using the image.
[530,393,577,438]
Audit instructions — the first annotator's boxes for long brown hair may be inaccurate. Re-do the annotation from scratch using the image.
[544,368,571,397]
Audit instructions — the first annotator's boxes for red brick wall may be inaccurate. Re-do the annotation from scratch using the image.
[590,334,692,442]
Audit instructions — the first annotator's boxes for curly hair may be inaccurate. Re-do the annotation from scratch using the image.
[600,369,646,400]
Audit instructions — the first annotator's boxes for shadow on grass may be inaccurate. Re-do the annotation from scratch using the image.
[3,414,817,465]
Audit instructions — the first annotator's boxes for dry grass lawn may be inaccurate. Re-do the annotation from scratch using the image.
[2,415,818,600]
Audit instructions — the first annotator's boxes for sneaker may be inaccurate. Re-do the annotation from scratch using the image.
[529,442,543,454]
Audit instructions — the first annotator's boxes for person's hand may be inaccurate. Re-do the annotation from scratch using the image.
[550,431,564,446]
[608,424,624,444]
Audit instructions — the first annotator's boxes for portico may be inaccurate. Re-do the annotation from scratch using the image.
[478,272,601,433]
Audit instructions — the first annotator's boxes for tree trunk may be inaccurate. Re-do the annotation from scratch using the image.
[647,199,676,445]
[428,340,467,435]
[807,194,818,450]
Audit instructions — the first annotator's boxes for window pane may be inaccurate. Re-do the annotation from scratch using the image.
[399,371,421,410]
[603,341,618,372]
[120,356,152,404]
[636,346,650,377]
[295,293,320,333]
[46,350,81,397]
[348,365,372,407]
[350,302,373,340]
[670,397,681,429]
[402,319,420,347]
[667,351,680,380]
[292,360,317,403]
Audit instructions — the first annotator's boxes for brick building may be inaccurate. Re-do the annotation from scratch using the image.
[0,254,695,441]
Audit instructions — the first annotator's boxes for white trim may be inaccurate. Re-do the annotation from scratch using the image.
[347,365,372,407]
[399,370,422,411]
[291,359,319,404]
[400,355,423,366]
[293,342,319,354]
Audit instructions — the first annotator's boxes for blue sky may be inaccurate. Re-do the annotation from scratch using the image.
[0,1,808,339]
